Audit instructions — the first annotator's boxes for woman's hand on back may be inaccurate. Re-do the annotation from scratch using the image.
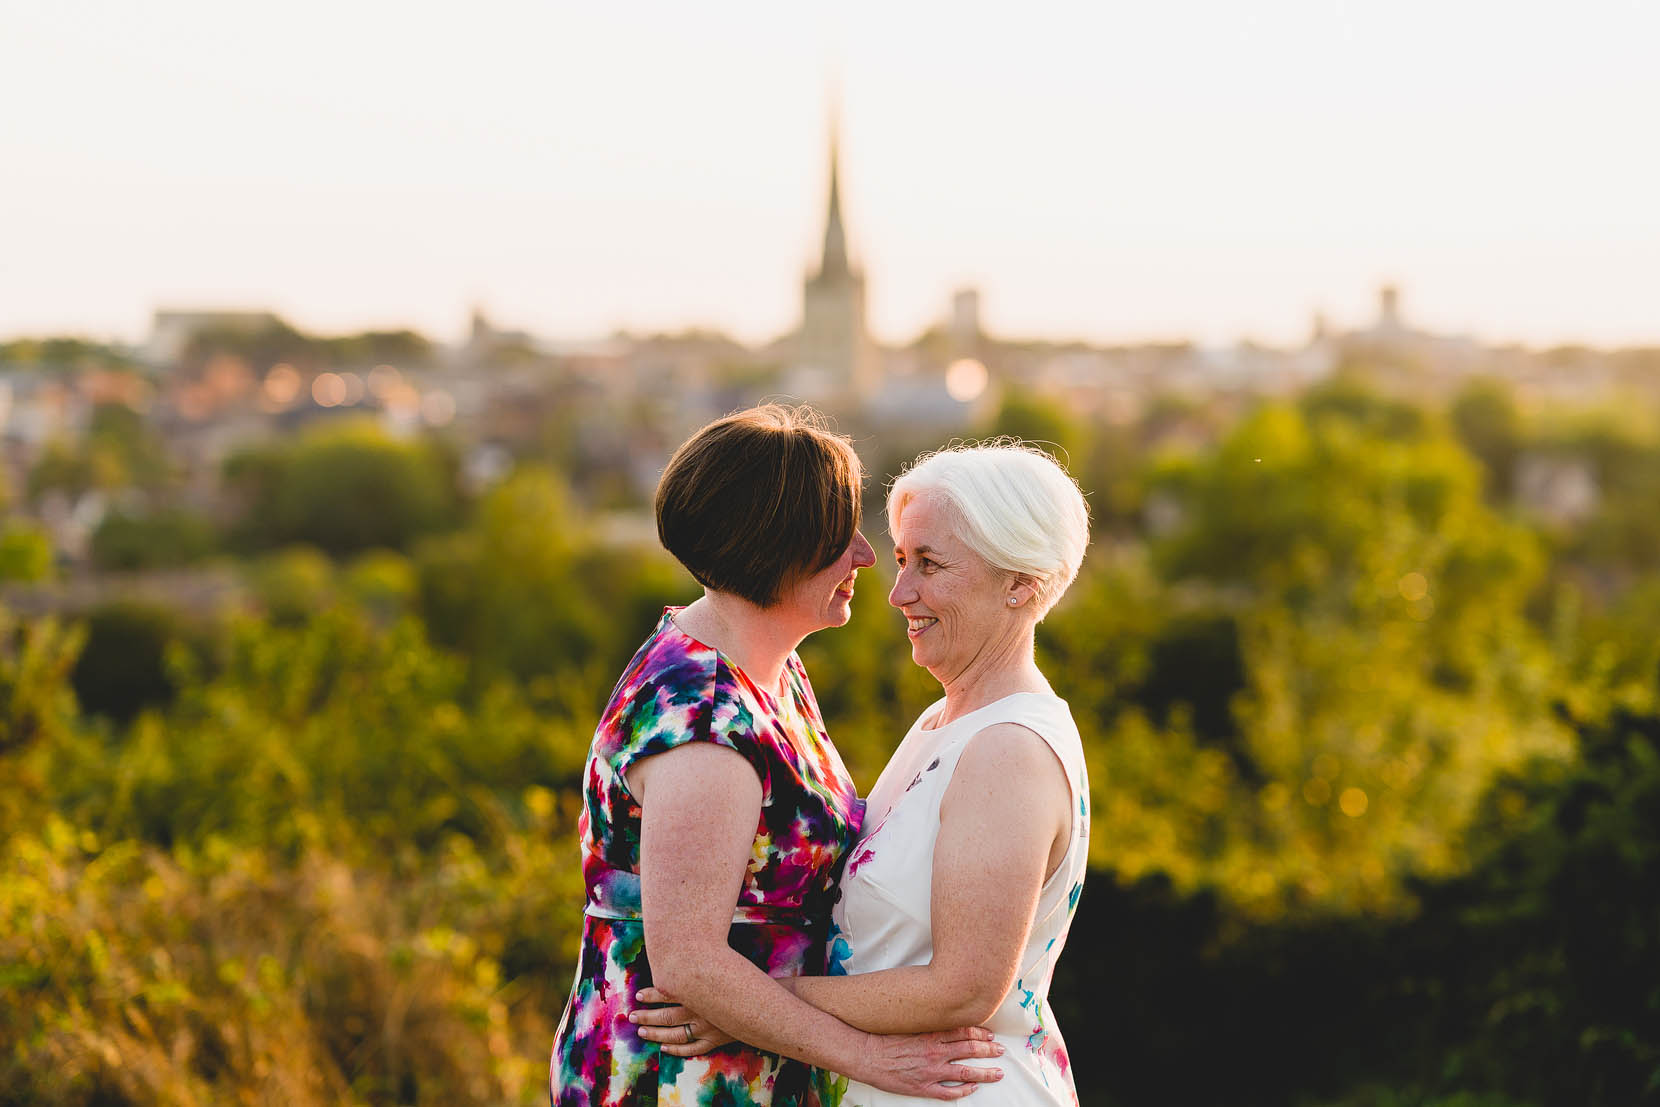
[859,1027,1004,1099]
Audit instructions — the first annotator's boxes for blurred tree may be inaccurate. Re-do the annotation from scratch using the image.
[25,402,170,506]
[26,439,124,502]
[979,393,1088,467]
[0,523,54,582]
[1450,378,1522,500]
[86,401,170,489]
[90,508,217,571]
[67,602,191,723]
[1086,385,1570,915]
[224,421,460,556]
[343,549,418,622]
[249,546,336,624]
[1555,417,1660,577]
[417,466,691,709]
[319,329,436,367]
[182,319,311,372]
[0,336,142,372]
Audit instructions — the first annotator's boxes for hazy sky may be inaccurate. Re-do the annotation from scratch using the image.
[4,0,1657,348]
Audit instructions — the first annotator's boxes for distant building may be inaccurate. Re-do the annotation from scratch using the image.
[464,305,537,363]
[791,123,877,408]
[949,287,982,357]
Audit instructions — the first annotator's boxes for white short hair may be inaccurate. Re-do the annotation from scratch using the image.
[887,441,1090,618]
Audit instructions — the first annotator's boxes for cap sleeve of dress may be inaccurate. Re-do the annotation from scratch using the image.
[606,649,772,796]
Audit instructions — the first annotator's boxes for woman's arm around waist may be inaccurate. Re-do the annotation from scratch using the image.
[781,722,1073,1034]
[629,742,1001,1097]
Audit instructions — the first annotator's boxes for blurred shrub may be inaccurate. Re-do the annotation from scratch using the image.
[344,549,418,622]
[0,520,54,582]
[90,507,218,571]
[1450,377,1522,500]
[67,602,199,724]
[5,373,1660,1105]
[1049,695,1660,1107]
[224,421,460,556]
[0,815,574,1106]
[48,608,589,855]
[1099,383,1570,916]
[415,466,691,703]
[248,545,336,624]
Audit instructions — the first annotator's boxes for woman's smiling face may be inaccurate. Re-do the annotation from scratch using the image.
[779,529,876,632]
[887,492,1018,684]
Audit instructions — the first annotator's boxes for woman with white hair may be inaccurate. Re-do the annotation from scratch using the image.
[634,441,1092,1107]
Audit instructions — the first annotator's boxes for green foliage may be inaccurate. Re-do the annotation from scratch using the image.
[1451,378,1522,500]
[5,372,1660,1105]
[5,593,592,1104]
[1034,386,1570,917]
[1050,694,1660,1107]
[1546,414,1660,576]
[980,393,1088,465]
[27,438,125,502]
[0,815,569,1106]
[0,520,55,582]
[48,608,584,855]
[67,602,197,723]
[87,401,171,488]
[415,467,693,702]
[26,403,171,502]
[90,507,217,571]
[0,336,141,372]
[0,610,83,771]
[225,422,460,556]
[344,549,419,621]
[249,545,337,623]
[182,322,435,372]
[1415,700,1660,1105]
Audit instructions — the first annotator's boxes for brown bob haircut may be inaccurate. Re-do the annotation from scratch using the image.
[656,405,862,607]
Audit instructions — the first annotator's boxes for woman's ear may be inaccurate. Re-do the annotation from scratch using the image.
[1007,573,1040,609]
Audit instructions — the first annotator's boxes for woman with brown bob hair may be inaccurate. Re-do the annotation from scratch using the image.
[550,405,1001,1107]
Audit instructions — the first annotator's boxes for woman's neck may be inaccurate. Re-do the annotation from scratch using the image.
[932,632,1051,727]
[673,592,801,695]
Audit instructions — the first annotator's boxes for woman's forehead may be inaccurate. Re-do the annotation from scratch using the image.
[892,492,961,546]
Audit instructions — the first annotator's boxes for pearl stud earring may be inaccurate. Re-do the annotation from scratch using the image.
[1008,597,1018,606]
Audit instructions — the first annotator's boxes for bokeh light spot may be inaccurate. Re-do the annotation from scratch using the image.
[312,372,347,407]
[368,364,403,399]
[264,363,302,405]
[945,358,989,402]
[1339,787,1369,817]
[421,389,456,426]
[339,371,365,405]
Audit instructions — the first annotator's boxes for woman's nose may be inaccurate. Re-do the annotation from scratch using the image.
[852,532,876,569]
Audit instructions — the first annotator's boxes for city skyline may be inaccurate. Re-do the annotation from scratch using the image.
[4,0,1658,350]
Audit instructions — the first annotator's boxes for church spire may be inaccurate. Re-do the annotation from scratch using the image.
[820,113,849,277]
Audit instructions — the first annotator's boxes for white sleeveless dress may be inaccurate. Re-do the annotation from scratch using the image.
[825,692,1089,1107]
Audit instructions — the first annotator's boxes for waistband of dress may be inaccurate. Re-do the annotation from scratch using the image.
[584,902,819,926]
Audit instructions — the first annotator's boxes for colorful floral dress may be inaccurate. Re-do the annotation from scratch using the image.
[824,693,1089,1107]
[551,609,863,1107]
